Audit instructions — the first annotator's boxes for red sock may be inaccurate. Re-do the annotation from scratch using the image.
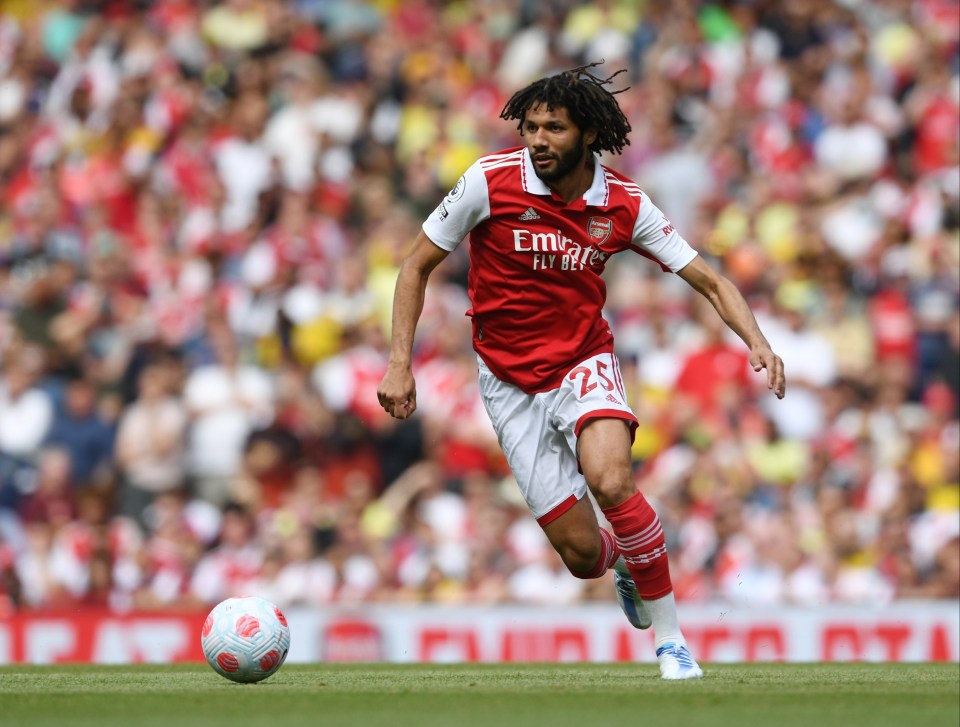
[601,491,673,599]
[568,528,620,579]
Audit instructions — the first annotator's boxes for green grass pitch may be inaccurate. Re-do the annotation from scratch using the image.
[0,663,957,727]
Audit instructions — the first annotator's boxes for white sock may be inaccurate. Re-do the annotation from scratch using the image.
[644,591,685,648]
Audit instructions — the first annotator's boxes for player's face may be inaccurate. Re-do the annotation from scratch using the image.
[523,103,594,183]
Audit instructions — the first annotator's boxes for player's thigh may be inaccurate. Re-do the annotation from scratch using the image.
[551,352,637,501]
[576,417,634,495]
[478,362,585,521]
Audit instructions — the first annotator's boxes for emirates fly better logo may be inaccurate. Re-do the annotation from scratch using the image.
[587,216,613,246]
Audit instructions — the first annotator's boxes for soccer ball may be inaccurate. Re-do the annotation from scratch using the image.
[201,596,291,683]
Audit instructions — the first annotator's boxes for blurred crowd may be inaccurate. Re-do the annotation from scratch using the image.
[0,0,957,616]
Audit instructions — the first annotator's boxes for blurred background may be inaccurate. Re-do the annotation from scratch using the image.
[0,0,957,639]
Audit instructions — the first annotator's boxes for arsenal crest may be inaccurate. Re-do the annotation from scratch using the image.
[587,216,613,246]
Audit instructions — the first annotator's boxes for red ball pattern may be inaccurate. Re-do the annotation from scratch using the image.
[216,652,240,672]
[235,614,260,639]
[259,650,281,671]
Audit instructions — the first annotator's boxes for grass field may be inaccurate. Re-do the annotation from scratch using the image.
[0,663,957,727]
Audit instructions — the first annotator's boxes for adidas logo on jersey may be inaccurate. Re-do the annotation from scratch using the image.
[518,207,540,221]
[606,394,621,404]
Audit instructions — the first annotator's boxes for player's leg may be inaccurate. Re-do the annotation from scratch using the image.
[477,358,676,663]
[539,497,651,629]
[577,417,703,679]
[476,360,623,591]
[538,495,614,575]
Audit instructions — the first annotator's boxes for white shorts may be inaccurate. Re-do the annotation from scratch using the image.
[477,352,638,526]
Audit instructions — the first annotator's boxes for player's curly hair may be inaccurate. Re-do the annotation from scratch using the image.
[500,62,632,156]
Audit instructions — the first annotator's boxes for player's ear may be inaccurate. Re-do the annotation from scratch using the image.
[583,128,597,149]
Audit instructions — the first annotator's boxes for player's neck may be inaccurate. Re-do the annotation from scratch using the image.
[547,158,595,204]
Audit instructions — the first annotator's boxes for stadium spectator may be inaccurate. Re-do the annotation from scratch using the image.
[0,344,54,510]
[44,369,115,491]
[114,361,189,524]
[674,299,755,422]
[188,500,264,606]
[182,315,275,506]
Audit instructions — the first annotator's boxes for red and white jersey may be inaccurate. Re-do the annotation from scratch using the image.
[422,146,698,393]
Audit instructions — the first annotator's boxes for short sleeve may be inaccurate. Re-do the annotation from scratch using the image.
[422,160,491,251]
[630,193,698,273]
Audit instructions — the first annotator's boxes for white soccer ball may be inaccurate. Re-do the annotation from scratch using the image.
[201,596,291,683]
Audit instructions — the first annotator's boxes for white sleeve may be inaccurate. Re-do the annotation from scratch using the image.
[630,193,698,272]
[421,160,491,251]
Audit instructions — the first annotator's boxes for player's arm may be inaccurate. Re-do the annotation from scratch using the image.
[676,255,786,399]
[378,161,488,418]
[377,230,450,419]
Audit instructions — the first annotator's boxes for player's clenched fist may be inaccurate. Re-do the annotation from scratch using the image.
[377,366,417,419]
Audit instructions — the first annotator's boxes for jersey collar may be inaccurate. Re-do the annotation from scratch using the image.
[521,148,610,207]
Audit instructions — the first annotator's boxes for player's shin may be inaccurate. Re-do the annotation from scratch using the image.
[601,491,684,645]
[601,491,671,597]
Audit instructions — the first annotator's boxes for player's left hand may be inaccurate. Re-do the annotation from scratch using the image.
[750,346,786,399]
[377,365,418,419]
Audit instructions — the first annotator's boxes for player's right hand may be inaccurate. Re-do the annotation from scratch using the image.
[377,367,417,419]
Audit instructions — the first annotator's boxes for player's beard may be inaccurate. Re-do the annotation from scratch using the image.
[532,135,588,183]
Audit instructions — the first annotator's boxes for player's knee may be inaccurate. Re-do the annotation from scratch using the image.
[588,472,634,510]
[556,539,602,577]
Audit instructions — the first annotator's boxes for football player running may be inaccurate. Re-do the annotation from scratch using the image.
[378,63,786,679]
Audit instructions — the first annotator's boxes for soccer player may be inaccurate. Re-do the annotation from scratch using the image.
[377,64,786,679]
